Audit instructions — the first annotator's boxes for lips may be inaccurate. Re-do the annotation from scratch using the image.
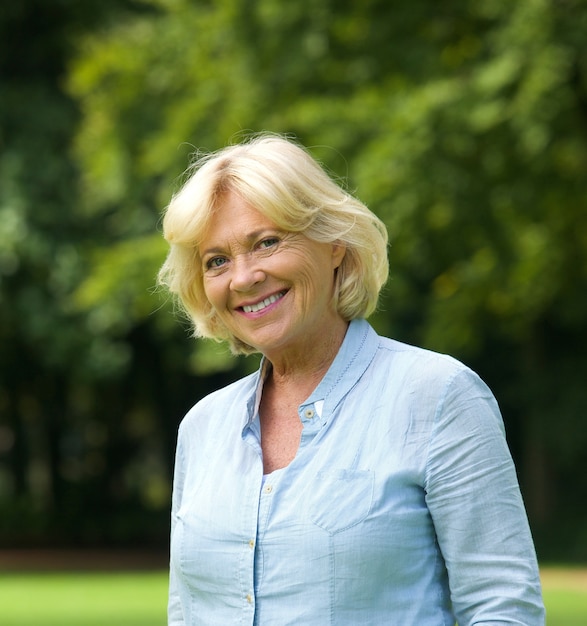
[241,291,286,314]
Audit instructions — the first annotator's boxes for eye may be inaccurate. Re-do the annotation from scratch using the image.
[257,237,280,250]
[205,256,228,270]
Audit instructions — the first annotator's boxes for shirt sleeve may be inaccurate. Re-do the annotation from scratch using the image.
[424,367,545,625]
[168,429,185,626]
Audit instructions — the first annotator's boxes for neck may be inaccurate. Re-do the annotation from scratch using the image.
[265,318,349,394]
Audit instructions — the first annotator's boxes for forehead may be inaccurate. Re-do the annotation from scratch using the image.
[201,191,279,248]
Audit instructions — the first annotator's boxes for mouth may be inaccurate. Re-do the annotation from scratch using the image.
[240,290,287,314]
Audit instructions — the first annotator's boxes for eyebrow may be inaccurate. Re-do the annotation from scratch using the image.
[200,228,282,258]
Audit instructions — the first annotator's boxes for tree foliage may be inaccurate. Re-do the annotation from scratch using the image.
[2,0,587,557]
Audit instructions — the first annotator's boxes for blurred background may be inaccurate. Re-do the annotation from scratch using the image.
[1,0,586,564]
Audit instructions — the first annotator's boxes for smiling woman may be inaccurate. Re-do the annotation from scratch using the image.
[158,134,388,355]
[198,190,347,365]
[157,134,544,626]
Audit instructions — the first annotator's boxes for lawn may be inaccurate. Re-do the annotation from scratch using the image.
[541,566,587,626]
[0,571,167,626]
[0,566,585,625]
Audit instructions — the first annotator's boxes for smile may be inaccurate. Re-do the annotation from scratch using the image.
[241,291,286,314]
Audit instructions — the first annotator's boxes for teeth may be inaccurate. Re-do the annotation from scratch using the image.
[243,292,284,313]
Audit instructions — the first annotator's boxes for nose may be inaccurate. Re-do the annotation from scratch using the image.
[229,252,266,292]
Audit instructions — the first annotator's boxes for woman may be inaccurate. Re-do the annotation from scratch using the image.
[158,134,545,625]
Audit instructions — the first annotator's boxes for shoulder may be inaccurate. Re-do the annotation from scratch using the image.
[375,335,469,381]
[371,334,496,408]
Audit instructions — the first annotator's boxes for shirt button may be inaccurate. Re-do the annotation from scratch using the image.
[246,594,253,604]
[304,408,315,419]
[248,539,255,549]
[264,484,273,494]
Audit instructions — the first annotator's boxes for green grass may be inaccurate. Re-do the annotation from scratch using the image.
[0,567,585,625]
[544,590,587,626]
[541,566,587,626]
[0,571,167,626]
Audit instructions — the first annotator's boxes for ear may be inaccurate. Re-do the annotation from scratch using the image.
[331,242,347,269]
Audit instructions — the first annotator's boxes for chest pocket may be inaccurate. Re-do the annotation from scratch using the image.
[305,468,374,534]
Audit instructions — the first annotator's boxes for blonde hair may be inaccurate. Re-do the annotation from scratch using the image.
[158,134,389,354]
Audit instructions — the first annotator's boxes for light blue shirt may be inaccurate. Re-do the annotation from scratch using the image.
[168,319,544,625]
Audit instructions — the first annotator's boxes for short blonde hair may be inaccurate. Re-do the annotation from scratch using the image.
[158,134,389,354]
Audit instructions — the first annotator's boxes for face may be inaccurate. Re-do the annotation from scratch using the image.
[199,190,347,360]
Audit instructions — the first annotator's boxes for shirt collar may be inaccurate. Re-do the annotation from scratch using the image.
[304,318,379,417]
[245,318,379,425]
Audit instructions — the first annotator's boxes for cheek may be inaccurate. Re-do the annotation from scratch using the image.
[202,278,225,309]
[279,249,320,279]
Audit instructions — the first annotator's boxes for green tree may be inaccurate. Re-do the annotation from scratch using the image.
[349,0,587,546]
[0,0,212,545]
[68,0,587,557]
[4,0,587,557]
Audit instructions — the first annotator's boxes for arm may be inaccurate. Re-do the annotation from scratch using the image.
[424,368,545,625]
[168,430,185,625]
